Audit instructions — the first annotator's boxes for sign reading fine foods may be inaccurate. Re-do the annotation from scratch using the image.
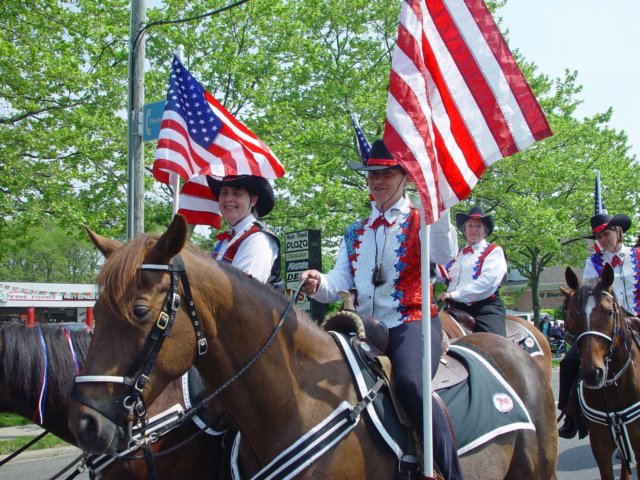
[284,230,323,321]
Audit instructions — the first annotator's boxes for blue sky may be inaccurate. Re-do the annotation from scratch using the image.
[497,0,640,160]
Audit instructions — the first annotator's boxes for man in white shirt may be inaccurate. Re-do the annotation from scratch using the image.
[207,175,281,288]
[300,139,463,480]
[437,206,508,336]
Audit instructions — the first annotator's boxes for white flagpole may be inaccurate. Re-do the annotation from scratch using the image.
[170,44,184,215]
[416,195,434,478]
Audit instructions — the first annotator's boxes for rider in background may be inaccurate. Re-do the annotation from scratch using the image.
[557,212,640,438]
[207,175,282,288]
[436,206,508,336]
[299,139,463,480]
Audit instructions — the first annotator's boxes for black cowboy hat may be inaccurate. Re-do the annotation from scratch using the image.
[455,206,495,237]
[587,213,632,239]
[348,139,405,172]
[206,175,275,217]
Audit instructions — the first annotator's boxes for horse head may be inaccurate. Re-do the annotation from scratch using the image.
[563,265,628,389]
[69,214,210,454]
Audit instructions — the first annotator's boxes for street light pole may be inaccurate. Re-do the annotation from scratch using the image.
[126,0,146,239]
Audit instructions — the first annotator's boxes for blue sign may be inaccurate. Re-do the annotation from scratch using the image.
[143,100,166,141]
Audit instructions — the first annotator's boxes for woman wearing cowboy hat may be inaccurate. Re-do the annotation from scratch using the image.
[437,206,508,336]
[300,139,463,480]
[557,212,640,439]
[207,175,282,288]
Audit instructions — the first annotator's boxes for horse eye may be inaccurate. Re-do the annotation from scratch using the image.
[132,304,151,319]
[607,310,614,318]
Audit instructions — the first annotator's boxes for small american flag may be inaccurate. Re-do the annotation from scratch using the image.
[384,0,552,224]
[594,170,608,215]
[351,113,372,164]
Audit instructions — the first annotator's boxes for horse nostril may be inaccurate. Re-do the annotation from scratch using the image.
[77,412,100,441]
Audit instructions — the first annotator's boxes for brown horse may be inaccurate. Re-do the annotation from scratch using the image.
[439,311,553,382]
[0,322,228,479]
[68,215,557,479]
[562,266,640,480]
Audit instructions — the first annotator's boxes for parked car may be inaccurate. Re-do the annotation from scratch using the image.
[53,321,92,333]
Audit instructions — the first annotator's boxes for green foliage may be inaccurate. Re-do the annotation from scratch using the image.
[1,0,638,294]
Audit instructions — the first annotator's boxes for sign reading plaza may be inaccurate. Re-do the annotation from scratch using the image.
[284,230,323,321]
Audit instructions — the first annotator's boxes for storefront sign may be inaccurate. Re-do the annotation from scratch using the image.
[284,230,323,321]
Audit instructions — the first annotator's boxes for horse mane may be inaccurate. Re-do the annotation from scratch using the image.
[96,233,208,324]
[0,323,91,406]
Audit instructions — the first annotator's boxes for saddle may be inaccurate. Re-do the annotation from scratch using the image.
[444,304,475,332]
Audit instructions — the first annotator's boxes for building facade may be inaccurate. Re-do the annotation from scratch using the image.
[0,281,97,327]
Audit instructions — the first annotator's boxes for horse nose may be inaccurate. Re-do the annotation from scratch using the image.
[580,366,606,389]
[71,408,118,454]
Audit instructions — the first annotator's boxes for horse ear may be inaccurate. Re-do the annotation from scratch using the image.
[560,286,572,299]
[565,267,579,290]
[147,214,189,264]
[600,263,615,289]
[85,225,122,258]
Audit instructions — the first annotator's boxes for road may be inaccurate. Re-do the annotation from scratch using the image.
[0,368,636,479]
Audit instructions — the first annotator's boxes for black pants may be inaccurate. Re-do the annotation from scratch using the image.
[452,296,506,336]
[387,319,464,480]
[558,343,580,410]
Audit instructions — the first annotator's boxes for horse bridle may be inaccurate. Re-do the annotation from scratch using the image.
[574,289,633,387]
[72,255,208,431]
[72,253,302,431]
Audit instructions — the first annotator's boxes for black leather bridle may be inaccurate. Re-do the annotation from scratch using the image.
[574,289,633,387]
[72,255,208,431]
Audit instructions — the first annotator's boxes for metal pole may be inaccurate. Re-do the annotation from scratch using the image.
[171,45,184,215]
[420,207,434,478]
[126,0,146,239]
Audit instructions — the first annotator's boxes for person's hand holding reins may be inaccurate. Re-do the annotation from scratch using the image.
[437,292,452,303]
[298,270,321,301]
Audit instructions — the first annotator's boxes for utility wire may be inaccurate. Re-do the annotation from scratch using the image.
[132,0,253,54]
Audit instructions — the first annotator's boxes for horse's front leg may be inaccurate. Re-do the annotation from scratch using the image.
[590,439,616,480]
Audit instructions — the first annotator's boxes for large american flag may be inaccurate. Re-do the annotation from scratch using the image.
[593,170,608,215]
[153,56,285,226]
[384,0,552,223]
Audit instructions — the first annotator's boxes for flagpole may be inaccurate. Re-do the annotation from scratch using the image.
[417,196,434,479]
[170,44,185,216]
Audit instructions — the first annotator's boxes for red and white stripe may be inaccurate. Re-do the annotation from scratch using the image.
[153,93,284,184]
[384,0,552,223]
[176,175,222,228]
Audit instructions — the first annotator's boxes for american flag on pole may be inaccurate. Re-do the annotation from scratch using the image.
[593,170,608,215]
[351,113,372,164]
[153,56,285,226]
[384,0,552,223]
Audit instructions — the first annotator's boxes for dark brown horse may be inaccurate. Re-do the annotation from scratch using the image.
[562,266,640,480]
[68,215,558,479]
[440,311,553,382]
[0,321,228,479]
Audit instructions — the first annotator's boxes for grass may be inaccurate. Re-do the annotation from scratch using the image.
[0,413,69,455]
[0,413,30,428]
[0,434,67,455]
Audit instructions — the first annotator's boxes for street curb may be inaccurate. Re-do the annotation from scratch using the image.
[0,445,82,463]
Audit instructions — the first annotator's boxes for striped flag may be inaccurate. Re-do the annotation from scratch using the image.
[152,56,284,226]
[176,175,222,228]
[384,0,552,223]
